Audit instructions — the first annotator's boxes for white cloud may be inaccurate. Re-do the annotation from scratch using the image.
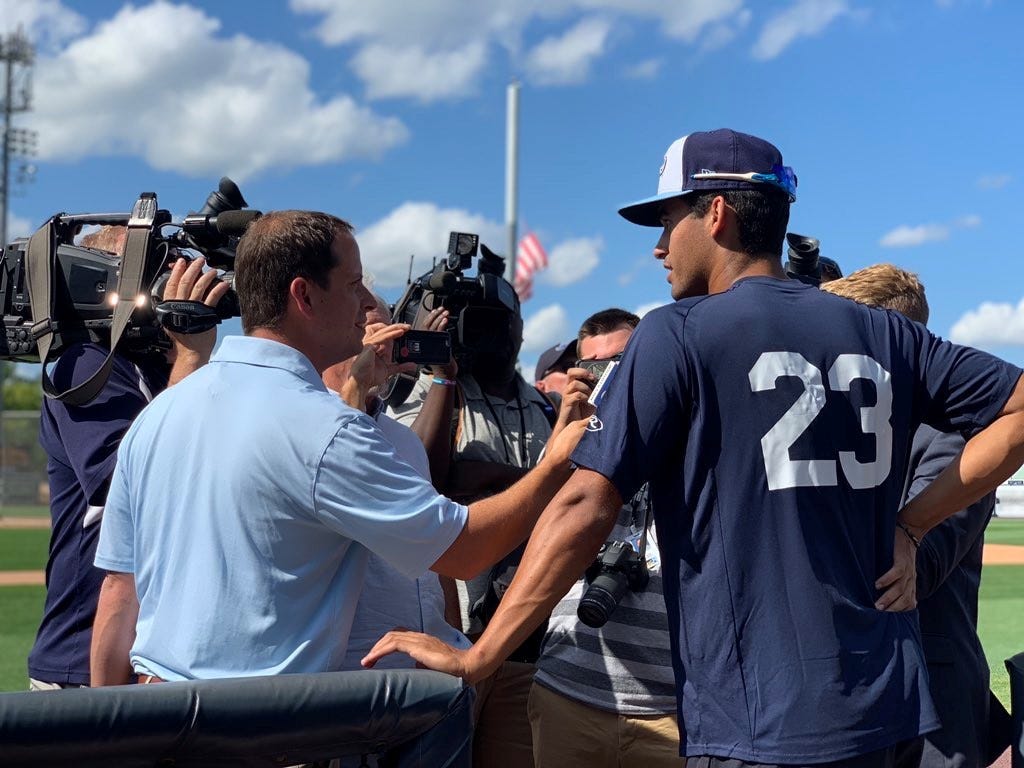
[525,18,612,86]
[352,41,488,101]
[879,214,982,248]
[522,303,571,354]
[634,300,666,318]
[0,0,86,51]
[879,224,949,248]
[26,2,408,179]
[977,174,1012,189]
[293,0,749,100]
[950,298,1024,347]
[357,202,504,288]
[751,0,849,61]
[624,58,662,79]
[543,236,602,286]
[5,212,36,240]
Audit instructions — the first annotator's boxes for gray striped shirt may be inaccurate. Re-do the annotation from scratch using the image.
[534,490,676,714]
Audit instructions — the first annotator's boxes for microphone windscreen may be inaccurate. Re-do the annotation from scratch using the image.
[216,209,261,237]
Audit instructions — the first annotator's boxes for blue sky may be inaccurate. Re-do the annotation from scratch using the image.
[4,0,1024,378]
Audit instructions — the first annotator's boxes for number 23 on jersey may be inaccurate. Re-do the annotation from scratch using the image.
[749,351,893,491]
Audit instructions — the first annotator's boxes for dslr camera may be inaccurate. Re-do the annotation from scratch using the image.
[0,177,259,364]
[386,231,519,405]
[577,540,650,628]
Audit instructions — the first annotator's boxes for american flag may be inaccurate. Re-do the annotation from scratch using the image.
[515,232,547,301]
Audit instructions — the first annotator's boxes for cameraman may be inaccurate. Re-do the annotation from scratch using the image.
[529,308,681,767]
[27,226,227,690]
[389,287,555,768]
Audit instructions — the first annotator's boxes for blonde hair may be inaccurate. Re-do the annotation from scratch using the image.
[821,263,929,325]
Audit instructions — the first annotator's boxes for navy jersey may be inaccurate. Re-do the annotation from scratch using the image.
[572,277,1021,763]
[28,343,166,685]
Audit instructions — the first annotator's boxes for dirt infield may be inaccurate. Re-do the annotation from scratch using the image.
[983,544,1024,565]
[0,517,50,529]
[0,570,45,586]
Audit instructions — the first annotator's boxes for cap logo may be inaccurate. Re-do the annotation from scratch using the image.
[658,155,668,177]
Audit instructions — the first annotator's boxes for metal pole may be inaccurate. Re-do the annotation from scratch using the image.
[504,80,520,283]
[1,54,12,250]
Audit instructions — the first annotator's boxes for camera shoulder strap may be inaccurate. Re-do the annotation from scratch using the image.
[27,205,153,406]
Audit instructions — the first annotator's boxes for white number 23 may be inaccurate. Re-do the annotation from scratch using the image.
[748,352,893,491]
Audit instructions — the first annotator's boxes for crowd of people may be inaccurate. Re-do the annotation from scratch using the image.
[26,128,1020,768]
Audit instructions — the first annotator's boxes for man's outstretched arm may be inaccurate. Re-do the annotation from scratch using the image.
[90,572,139,686]
[367,468,622,682]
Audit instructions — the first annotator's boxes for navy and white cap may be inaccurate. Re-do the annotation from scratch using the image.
[618,128,797,227]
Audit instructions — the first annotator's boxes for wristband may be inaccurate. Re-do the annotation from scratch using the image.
[895,521,920,549]
[431,376,456,387]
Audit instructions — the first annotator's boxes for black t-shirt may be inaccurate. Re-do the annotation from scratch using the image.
[572,277,1022,762]
[28,343,167,685]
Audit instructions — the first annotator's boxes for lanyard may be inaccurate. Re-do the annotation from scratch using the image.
[479,388,529,466]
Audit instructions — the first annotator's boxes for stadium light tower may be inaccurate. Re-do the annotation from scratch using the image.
[0,28,36,249]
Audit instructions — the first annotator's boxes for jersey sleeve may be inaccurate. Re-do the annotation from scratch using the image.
[314,413,468,579]
[47,344,153,505]
[571,306,692,501]
[912,325,1023,436]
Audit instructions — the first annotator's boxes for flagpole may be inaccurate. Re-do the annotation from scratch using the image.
[505,80,520,283]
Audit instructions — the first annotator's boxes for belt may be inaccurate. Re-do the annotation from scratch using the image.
[138,674,166,684]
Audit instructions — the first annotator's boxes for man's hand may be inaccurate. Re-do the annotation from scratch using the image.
[875,525,918,611]
[418,307,458,380]
[335,323,411,408]
[362,630,491,684]
[544,416,589,467]
[551,367,596,439]
[163,256,229,384]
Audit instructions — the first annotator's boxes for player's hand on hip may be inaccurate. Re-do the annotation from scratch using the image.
[874,527,917,612]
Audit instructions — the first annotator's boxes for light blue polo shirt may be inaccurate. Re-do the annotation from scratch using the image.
[96,336,468,680]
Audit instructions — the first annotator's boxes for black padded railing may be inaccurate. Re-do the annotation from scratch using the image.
[0,669,473,767]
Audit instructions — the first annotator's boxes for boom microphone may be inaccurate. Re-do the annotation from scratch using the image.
[215,209,261,237]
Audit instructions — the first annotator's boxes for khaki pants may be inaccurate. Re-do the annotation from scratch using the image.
[528,681,684,768]
[472,660,536,768]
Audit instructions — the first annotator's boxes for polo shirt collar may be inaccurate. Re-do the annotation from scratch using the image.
[213,336,325,390]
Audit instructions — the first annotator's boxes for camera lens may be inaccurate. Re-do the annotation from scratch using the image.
[577,571,630,628]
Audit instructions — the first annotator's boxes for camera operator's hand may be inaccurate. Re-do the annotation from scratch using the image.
[418,306,458,380]
[337,322,411,409]
[549,367,597,442]
[544,415,589,468]
[163,256,229,385]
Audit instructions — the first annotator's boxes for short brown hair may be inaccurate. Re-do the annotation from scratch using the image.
[821,263,929,325]
[578,308,640,346]
[234,211,353,333]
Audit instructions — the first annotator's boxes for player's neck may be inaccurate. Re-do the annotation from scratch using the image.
[707,253,786,294]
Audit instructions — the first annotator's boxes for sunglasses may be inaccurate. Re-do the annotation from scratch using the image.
[690,163,797,202]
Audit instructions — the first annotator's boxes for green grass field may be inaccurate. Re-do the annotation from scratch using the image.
[987,517,1024,546]
[0,523,1020,705]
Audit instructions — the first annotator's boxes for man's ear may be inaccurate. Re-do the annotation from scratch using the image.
[288,276,316,320]
[706,195,730,239]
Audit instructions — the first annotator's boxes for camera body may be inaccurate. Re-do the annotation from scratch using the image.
[784,232,842,286]
[0,178,258,362]
[577,540,650,628]
[385,231,519,405]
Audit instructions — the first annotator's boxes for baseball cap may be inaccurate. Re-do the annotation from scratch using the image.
[535,340,578,382]
[618,128,797,227]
